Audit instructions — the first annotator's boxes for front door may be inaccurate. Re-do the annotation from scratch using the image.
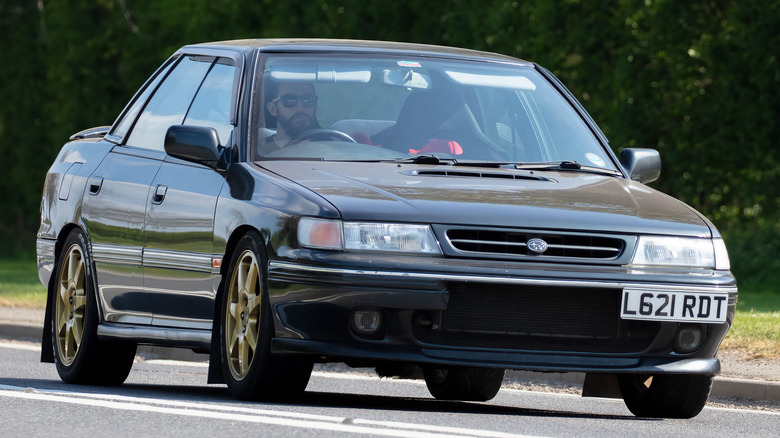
[144,159,225,329]
[142,58,237,328]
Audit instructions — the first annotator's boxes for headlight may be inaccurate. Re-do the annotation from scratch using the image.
[343,222,441,254]
[630,236,717,268]
[298,218,442,255]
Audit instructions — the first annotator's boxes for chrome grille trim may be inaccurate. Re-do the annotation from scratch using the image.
[440,226,632,263]
[447,238,621,254]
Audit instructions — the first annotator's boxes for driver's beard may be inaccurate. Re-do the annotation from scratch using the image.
[279,113,317,138]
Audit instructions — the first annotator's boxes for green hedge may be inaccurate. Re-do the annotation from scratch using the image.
[1,0,776,283]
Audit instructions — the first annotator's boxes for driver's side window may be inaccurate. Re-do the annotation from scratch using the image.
[125,56,212,151]
[184,60,236,145]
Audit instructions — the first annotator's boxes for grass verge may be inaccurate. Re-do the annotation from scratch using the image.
[721,284,780,359]
[1,258,777,358]
[0,258,46,307]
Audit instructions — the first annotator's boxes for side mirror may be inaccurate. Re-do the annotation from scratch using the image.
[620,148,661,184]
[164,125,223,170]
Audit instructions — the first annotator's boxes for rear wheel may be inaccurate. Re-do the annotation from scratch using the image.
[52,229,136,385]
[619,373,713,418]
[220,232,312,400]
[423,367,505,401]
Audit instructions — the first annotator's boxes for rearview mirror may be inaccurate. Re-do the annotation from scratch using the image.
[382,69,431,89]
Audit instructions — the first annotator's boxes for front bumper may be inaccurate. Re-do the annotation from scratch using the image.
[273,339,722,375]
[266,257,737,375]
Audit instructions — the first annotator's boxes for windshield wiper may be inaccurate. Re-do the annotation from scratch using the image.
[395,155,511,168]
[514,161,621,176]
[395,154,448,165]
[514,160,581,170]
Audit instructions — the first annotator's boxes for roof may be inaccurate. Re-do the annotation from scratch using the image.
[184,38,531,66]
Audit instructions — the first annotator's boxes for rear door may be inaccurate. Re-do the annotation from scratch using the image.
[81,58,177,325]
[81,147,164,325]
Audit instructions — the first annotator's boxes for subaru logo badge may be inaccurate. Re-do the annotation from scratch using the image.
[527,238,548,254]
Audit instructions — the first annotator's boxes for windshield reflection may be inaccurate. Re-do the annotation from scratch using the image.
[252,54,615,171]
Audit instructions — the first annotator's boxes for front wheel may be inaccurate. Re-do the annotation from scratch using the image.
[423,367,505,401]
[619,374,713,418]
[52,229,136,385]
[219,232,312,400]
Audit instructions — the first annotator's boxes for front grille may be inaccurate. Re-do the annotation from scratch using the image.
[413,284,659,353]
[444,228,628,262]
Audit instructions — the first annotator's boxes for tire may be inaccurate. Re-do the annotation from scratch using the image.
[423,367,505,401]
[619,373,713,418]
[52,229,136,385]
[219,231,312,400]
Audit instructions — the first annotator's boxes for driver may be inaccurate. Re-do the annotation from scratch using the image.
[263,81,321,151]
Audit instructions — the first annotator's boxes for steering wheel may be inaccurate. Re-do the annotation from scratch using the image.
[288,128,357,145]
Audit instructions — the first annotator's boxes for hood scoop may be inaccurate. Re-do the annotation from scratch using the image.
[403,169,556,182]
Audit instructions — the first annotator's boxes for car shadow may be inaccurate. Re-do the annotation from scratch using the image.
[294,390,653,421]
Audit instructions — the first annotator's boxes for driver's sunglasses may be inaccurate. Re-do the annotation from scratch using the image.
[272,94,318,108]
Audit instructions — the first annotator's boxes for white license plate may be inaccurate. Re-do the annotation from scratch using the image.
[620,289,728,323]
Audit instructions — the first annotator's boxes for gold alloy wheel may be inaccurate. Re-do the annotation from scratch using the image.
[55,243,88,366]
[225,249,263,380]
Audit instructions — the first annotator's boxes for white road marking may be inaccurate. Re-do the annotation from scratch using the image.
[2,340,777,417]
[0,383,541,438]
[0,341,40,352]
[141,359,209,367]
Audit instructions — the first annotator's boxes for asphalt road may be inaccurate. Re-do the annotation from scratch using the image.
[1,340,777,438]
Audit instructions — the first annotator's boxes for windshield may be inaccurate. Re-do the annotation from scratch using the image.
[251,54,615,170]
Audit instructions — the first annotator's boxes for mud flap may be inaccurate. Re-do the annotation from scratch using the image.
[40,275,55,363]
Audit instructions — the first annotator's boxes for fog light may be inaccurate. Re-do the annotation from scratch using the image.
[674,325,703,353]
[351,309,382,336]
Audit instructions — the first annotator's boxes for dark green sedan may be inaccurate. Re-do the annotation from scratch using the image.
[36,39,737,418]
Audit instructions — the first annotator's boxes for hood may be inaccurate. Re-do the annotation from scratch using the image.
[259,161,711,237]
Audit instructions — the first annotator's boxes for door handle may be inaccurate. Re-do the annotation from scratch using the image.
[88,177,103,195]
[152,185,168,204]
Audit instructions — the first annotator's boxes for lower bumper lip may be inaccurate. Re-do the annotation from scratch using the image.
[272,338,722,375]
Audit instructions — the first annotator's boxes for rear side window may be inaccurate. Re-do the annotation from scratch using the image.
[111,59,176,140]
[125,56,211,151]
